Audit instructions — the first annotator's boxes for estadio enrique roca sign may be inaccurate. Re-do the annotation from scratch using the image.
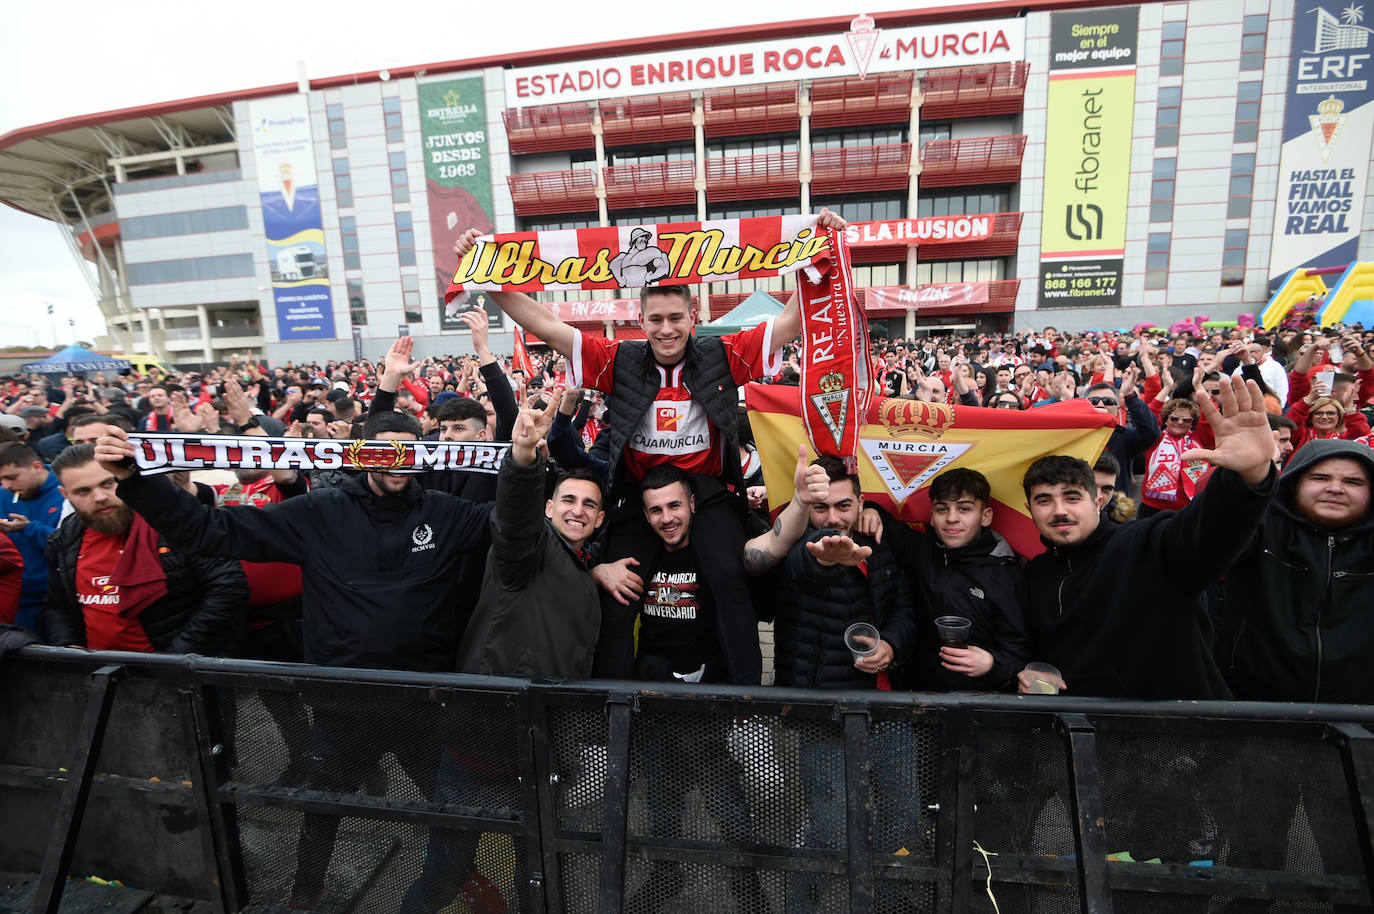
[504,14,1026,107]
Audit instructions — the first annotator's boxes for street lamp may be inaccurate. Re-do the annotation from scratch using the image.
[43,302,57,349]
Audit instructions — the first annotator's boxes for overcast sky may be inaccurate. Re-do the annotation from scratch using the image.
[0,0,986,348]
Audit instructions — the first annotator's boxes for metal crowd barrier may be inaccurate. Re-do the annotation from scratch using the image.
[2,645,1373,914]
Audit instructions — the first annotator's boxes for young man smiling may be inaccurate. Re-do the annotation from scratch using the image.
[1018,375,1277,700]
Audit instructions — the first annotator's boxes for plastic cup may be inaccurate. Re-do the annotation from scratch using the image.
[844,622,880,662]
[1024,662,1063,695]
[934,615,972,649]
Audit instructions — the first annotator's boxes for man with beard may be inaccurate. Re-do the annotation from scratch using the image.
[94,408,493,909]
[42,444,246,652]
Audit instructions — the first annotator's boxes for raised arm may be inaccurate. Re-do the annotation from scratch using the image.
[742,444,828,574]
[774,207,848,345]
[454,230,575,357]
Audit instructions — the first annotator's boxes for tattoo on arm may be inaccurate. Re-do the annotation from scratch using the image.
[771,515,784,536]
[742,545,777,574]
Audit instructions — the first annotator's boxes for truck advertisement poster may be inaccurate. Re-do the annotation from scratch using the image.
[248,94,335,341]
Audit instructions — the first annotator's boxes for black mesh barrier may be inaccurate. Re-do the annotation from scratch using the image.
[5,647,1374,914]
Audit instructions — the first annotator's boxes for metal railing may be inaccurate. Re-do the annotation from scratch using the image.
[4,646,1373,914]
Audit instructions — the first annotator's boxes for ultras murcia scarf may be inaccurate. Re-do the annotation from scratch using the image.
[127,433,511,476]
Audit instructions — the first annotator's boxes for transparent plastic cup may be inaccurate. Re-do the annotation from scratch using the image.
[844,622,880,663]
[1024,661,1064,695]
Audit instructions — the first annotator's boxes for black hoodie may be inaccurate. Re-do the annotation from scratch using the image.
[1023,464,1275,700]
[1220,439,1374,703]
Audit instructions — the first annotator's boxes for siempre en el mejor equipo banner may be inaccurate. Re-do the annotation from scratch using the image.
[418,77,499,332]
[1039,7,1138,308]
[249,95,336,341]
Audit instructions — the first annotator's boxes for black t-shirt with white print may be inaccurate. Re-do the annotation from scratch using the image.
[635,548,724,683]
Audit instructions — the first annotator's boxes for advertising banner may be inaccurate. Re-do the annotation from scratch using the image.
[1268,4,1374,283]
[863,283,991,313]
[545,298,641,323]
[419,77,498,331]
[249,95,335,341]
[845,215,994,247]
[1038,7,1138,308]
[504,15,1025,107]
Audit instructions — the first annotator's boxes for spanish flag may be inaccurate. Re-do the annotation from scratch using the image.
[745,384,1116,557]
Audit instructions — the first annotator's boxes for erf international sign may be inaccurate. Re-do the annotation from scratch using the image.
[1268,4,1374,284]
[248,95,335,341]
[503,15,1025,107]
[1038,7,1138,308]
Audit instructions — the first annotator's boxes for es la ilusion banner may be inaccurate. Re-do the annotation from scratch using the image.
[1038,6,1138,308]
[419,77,498,331]
[746,383,1114,557]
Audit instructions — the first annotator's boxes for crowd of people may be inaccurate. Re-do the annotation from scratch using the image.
[1,216,1373,907]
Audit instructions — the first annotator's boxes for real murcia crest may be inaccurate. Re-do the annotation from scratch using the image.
[860,438,972,504]
[847,13,882,79]
[1310,95,1349,163]
[809,371,852,449]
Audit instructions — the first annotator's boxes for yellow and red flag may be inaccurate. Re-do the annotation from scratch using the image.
[746,384,1115,557]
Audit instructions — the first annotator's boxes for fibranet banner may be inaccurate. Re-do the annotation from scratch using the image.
[1038,7,1138,308]
[418,77,499,331]
[249,95,335,341]
[1268,3,1374,284]
[503,14,1025,106]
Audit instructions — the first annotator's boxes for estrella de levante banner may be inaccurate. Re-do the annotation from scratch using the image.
[445,215,830,298]
[1267,2,1374,284]
[248,95,335,341]
[1038,7,1138,308]
[418,77,498,331]
[745,383,1115,557]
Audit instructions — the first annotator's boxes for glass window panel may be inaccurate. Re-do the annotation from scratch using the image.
[1162,21,1187,39]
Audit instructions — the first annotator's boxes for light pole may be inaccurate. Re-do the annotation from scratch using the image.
[44,302,57,348]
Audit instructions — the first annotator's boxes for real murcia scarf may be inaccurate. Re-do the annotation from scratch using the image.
[796,225,873,466]
[127,434,511,476]
[445,215,829,298]
[1144,432,1201,503]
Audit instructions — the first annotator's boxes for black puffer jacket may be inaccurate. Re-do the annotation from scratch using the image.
[771,528,918,690]
[1220,439,1374,703]
[44,515,247,653]
[872,508,1029,692]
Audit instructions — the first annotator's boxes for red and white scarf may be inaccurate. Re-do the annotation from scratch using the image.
[1144,432,1203,503]
[797,226,873,468]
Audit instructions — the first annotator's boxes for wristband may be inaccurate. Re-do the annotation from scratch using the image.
[235,415,261,434]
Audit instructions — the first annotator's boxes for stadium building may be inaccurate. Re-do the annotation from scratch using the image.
[1,0,1368,366]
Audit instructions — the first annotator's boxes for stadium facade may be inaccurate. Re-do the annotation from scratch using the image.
[1,0,1369,366]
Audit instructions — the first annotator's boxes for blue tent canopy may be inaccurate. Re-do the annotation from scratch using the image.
[697,290,786,337]
[21,345,131,374]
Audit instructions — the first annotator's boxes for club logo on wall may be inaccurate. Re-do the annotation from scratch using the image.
[847,14,881,79]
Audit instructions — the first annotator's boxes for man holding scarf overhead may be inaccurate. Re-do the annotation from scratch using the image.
[451,209,857,683]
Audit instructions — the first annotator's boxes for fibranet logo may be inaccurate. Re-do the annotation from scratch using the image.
[258,116,307,132]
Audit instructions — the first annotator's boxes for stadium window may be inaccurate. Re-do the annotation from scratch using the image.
[383,97,405,144]
[1228,153,1256,220]
[917,123,951,145]
[916,191,1010,218]
[333,158,352,208]
[402,273,422,323]
[1241,15,1268,71]
[348,278,367,326]
[340,216,360,271]
[1150,158,1176,223]
[389,151,410,204]
[327,104,347,150]
[1146,233,1171,290]
[1235,82,1262,143]
[396,211,416,267]
[1222,229,1248,286]
[1156,86,1182,147]
[1160,20,1187,77]
[915,259,1004,284]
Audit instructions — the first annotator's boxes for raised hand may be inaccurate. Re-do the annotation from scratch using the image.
[453,228,484,260]
[791,443,829,506]
[93,425,136,480]
[459,308,491,357]
[382,335,424,382]
[222,377,255,427]
[806,533,872,567]
[1181,375,1276,485]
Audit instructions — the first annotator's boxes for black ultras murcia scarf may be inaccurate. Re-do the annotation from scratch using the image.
[127,433,511,476]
